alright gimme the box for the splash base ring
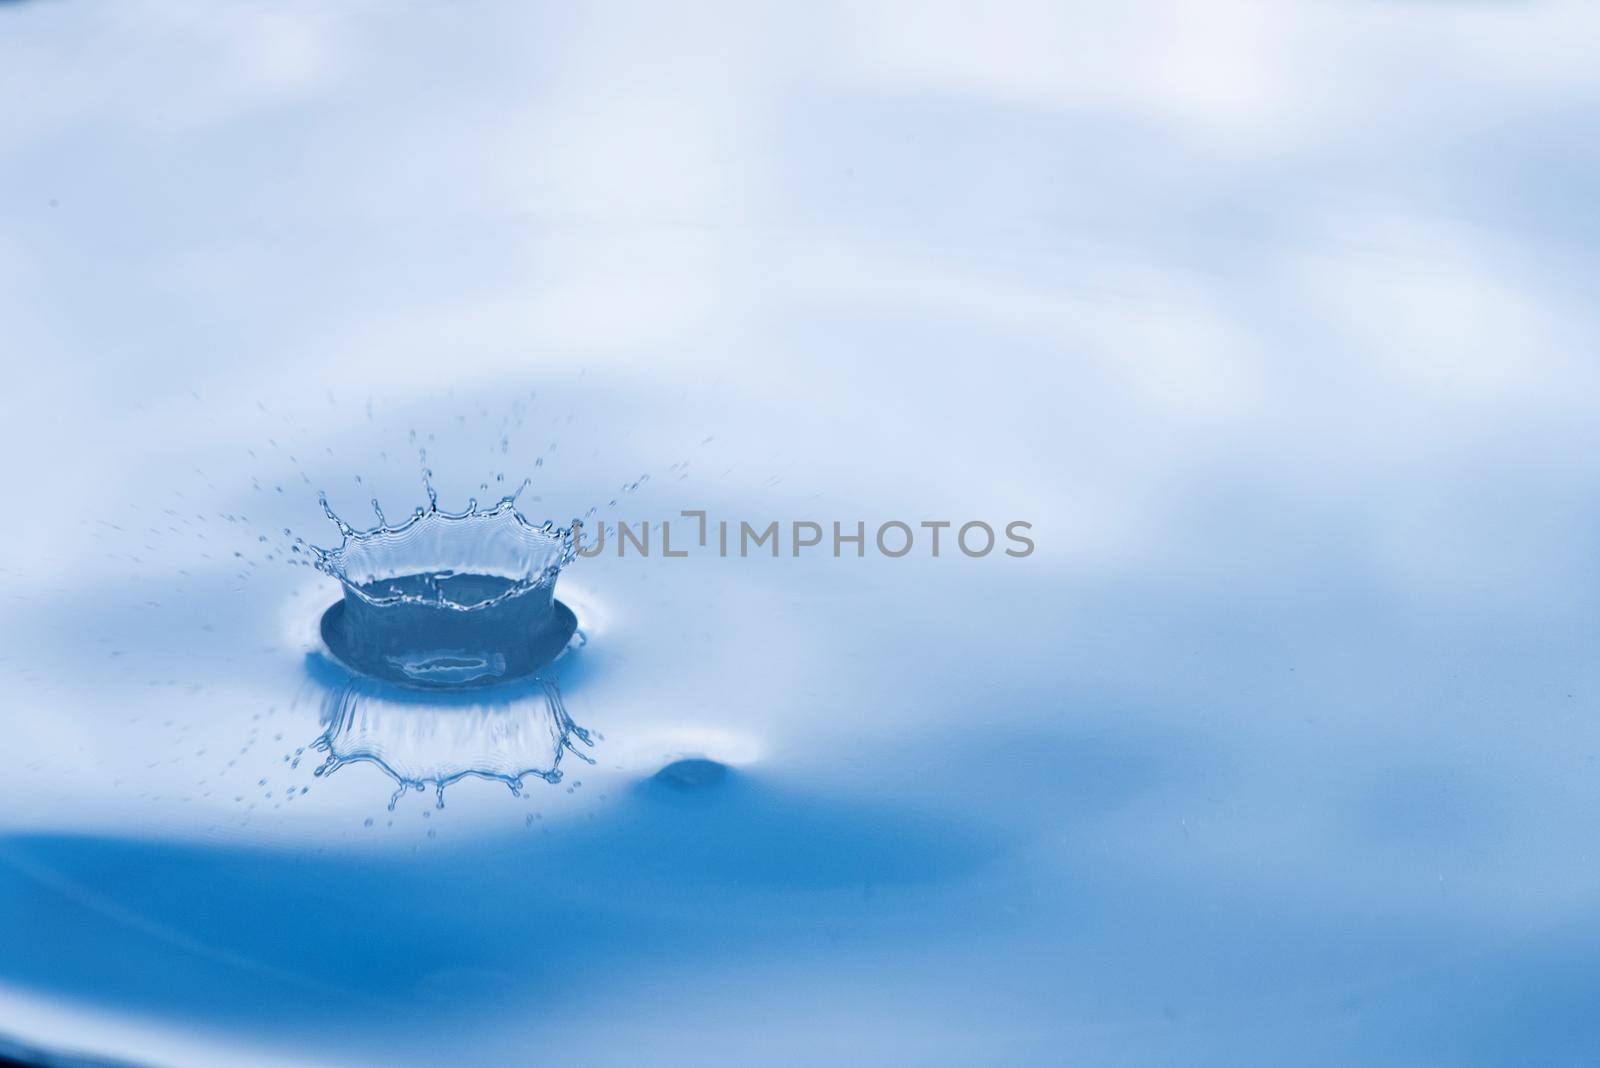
[319,596,578,689]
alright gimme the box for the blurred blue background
[2,2,1600,1064]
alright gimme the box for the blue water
[5,3,1600,1065]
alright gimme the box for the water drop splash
[310,488,580,687]
[291,466,600,805]
[299,478,594,807]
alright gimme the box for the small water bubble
[653,759,729,790]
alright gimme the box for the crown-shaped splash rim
[312,488,579,612]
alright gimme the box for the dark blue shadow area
[5,709,1597,1065]
[0,770,1003,1033]
[0,1033,140,1068]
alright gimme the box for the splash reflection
[300,648,593,809]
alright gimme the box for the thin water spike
[317,491,354,537]
[387,784,406,811]
[434,783,446,809]
[422,468,438,511]
[371,498,387,526]
[414,445,440,511]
